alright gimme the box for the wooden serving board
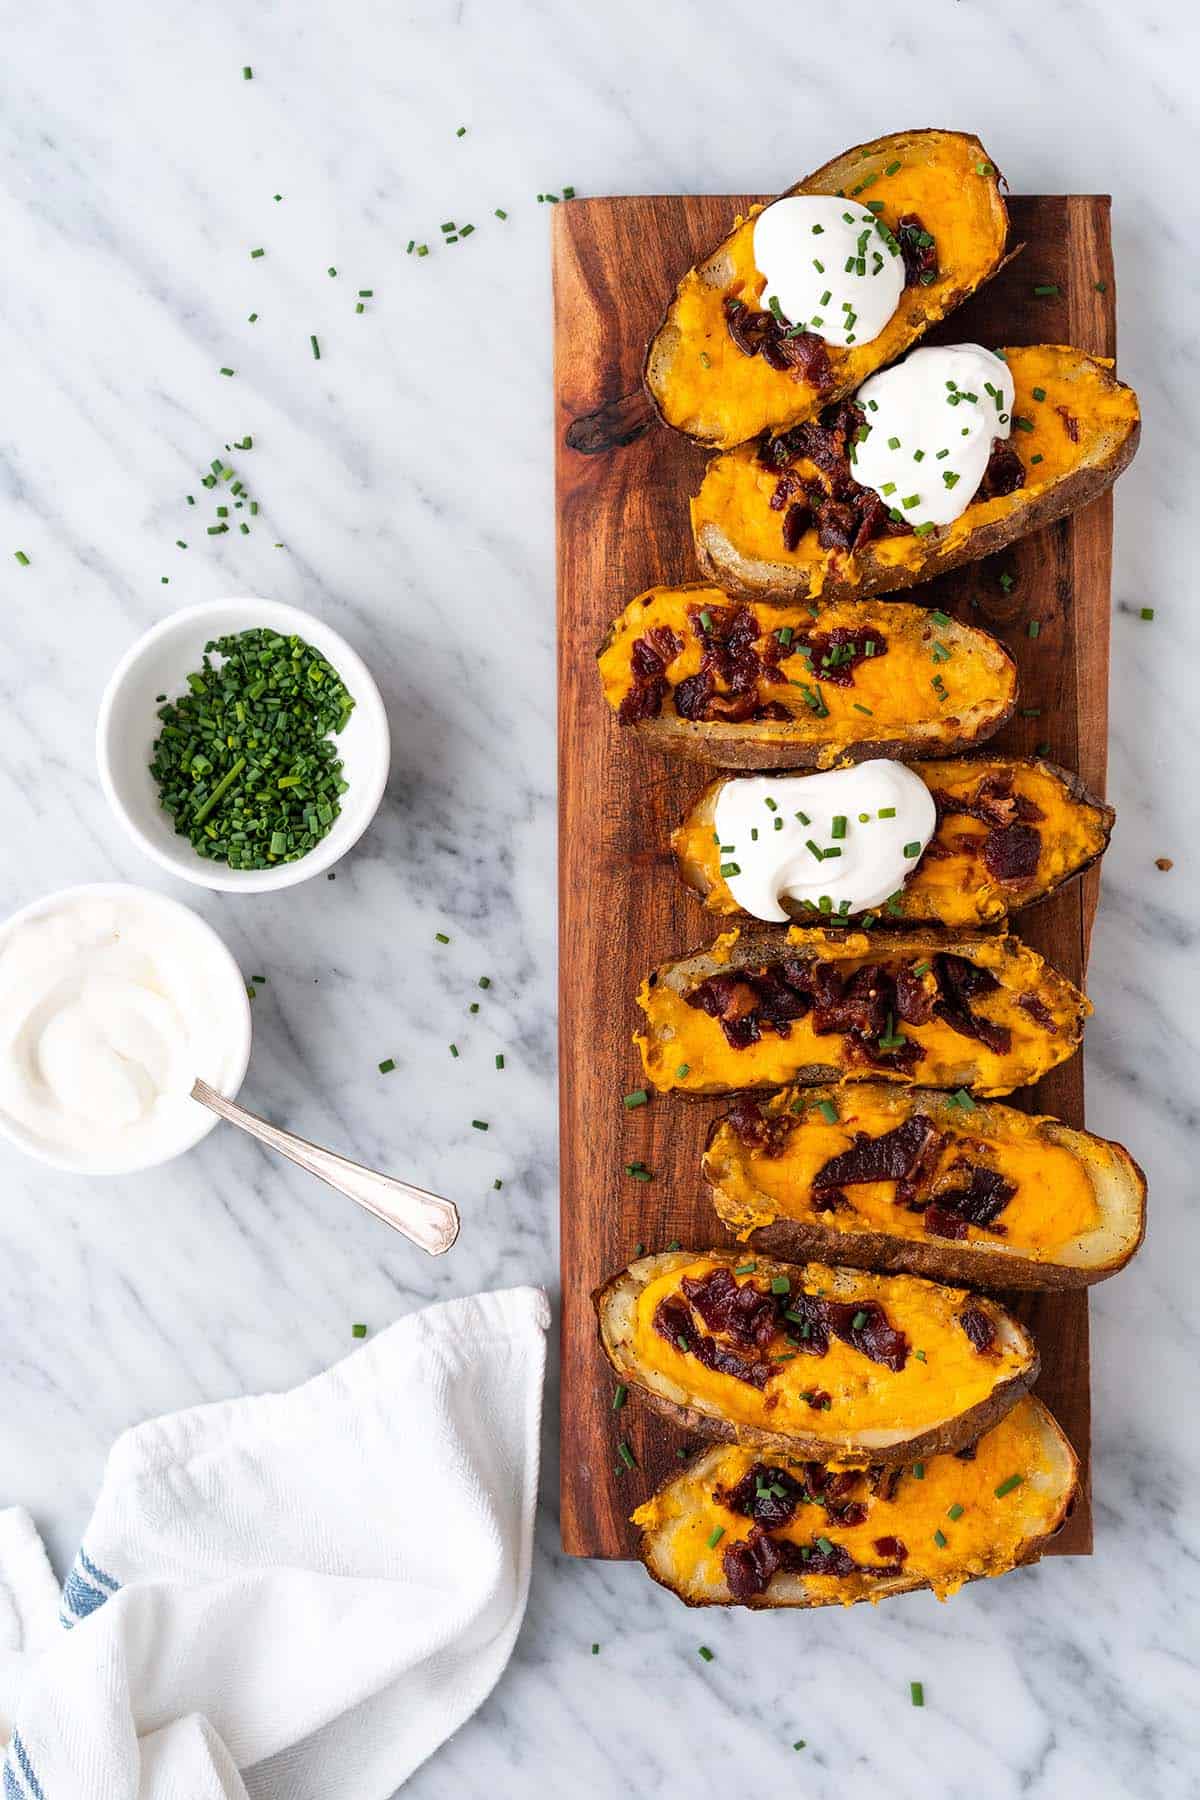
[556,193,1116,1561]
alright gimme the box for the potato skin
[702,1086,1146,1290]
[674,758,1115,920]
[644,128,1009,449]
[638,924,1088,1099]
[695,423,1141,600]
[635,1410,1078,1609]
[596,589,1018,771]
[594,1249,1039,1465]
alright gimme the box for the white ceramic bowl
[97,597,390,893]
[0,883,252,1176]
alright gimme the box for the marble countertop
[2,1,1196,1794]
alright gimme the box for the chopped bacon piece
[873,1535,908,1563]
[756,401,914,555]
[983,823,1042,884]
[718,1464,808,1529]
[978,437,1026,499]
[1018,992,1057,1032]
[785,1289,909,1372]
[794,626,889,688]
[680,1267,781,1351]
[959,1306,998,1353]
[813,1115,943,1193]
[723,298,834,394]
[932,1164,1017,1229]
[923,1205,970,1240]
[725,1097,796,1155]
[931,953,1011,1056]
[1056,405,1080,443]
[723,1525,786,1602]
[722,1523,903,1602]
[652,1294,775,1390]
[896,213,939,287]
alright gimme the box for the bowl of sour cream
[0,884,252,1175]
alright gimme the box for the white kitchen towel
[0,1285,550,1800]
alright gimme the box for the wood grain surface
[556,193,1116,1561]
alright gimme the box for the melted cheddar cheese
[632,1395,1073,1603]
[598,590,1014,761]
[653,131,1007,447]
[631,1254,1026,1442]
[636,928,1088,1098]
[690,345,1140,593]
[706,1086,1100,1257]
[674,758,1111,927]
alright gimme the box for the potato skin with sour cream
[645,128,1009,449]
[703,1084,1147,1290]
[674,757,1114,927]
[693,345,1140,601]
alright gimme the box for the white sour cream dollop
[712,762,937,924]
[752,195,906,350]
[852,344,1015,529]
[0,892,246,1173]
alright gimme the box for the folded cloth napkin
[0,1285,550,1800]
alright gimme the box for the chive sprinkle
[947,1503,964,1520]
[910,1682,925,1708]
[698,1645,715,1663]
[435,932,450,943]
[706,1527,725,1549]
[13,551,30,566]
[815,1099,839,1124]
[378,1058,395,1074]
[351,1323,368,1339]
[310,335,321,360]
[623,1089,649,1109]
[617,1442,636,1471]
[1033,283,1059,296]
[913,1462,925,1479]
[242,65,253,79]
[994,1473,1025,1497]
[471,1119,488,1132]
[612,1384,627,1411]
[933,1529,948,1547]
[851,1310,868,1330]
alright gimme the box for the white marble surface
[1,0,1197,1794]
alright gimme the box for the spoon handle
[191,1079,460,1255]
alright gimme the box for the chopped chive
[816,1535,835,1555]
[435,931,450,943]
[852,703,873,715]
[471,1119,489,1132]
[706,1527,725,1549]
[903,840,921,858]
[1033,283,1059,296]
[250,247,265,259]
[623,1089,648,1109]
[310,335,321,359]
[770,1276,791,1295]
[494,208,508,220]
[933,1529,948,1548]
[994,1473,1025,1498]
[831,815,847,840]
[1140,606,1155,621]
[719,862,741,878]
[878,806,896,819]
[698,1645,715,1663]
[13,550,30,566]
[378,1058,395,1074]
[912,1462,925,1479]
[612,1384,627,1411]
[242,65,252,79]
[478,975,491,989]
[947,1503,964,1520]
[456,125,467,137]
[449,1043,459,1058]
[495,1053,505,1070]
[617,1442,636,1471]
[734,1262,757,1275]
[1027,620,1041,639]
[675,1063,690,1078]
[851,1310,868,1331]
[219,367,235,377]
[910,1682,925,1708]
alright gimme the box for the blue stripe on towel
[58,1544,122,1629]
[8,1732,46,1800]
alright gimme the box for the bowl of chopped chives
[97,598,390,893]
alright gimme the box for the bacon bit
[983,822,1041,884]
[1018,992,1057,1033]
[813,1116,942,1194]
[1056,404,1081,443]
[1155,857,1173,872]
[758,402,913,556]
[958,1306,997,1354]
[652,1294,775,1389]
[725,1097,796,1156]
[895,213,939,287]
[617,626,682,724]
[930,953,1011,1056]
[923,1205,970,1240]
[978,437,1026,499]
[723,297,834,391]
[717,1463,808,1528]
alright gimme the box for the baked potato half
[635,925,1088,1098]
[645,129,1009,449]
[596,1249,1037,1464]
[704,1084,1146,1290]
[599,585,1017,770]
[674,757,1113,927]
[631,1394,1077,1608]
[692,345,1140,601]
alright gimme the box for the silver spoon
[191,1078,460,1255]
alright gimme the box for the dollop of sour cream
[852,344,1015,529]
[0,893,245,1173]
[712,762,937,924]
[752,195,905,350]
